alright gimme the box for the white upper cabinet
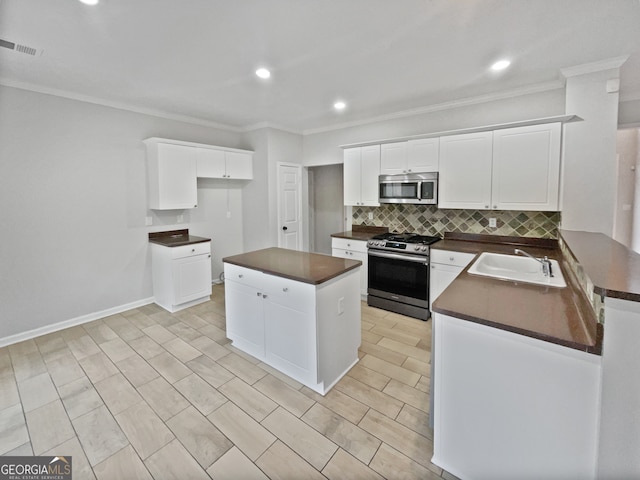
[145,137,253,210]
[380,138,439,175]
[491,123,561,211]
[438,123,562,211]
[380,142,407,175]
[438,131,493,209]
[146,141,198,210]
[343,145,380,206]
[407,138,439,172]
[197,149,253,180]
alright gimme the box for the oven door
[368,250,429,308]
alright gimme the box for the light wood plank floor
[0,284,458,480]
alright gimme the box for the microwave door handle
[417,181,422,201]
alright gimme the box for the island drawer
[224,263,262,288]
[431,249,476,267]
[171,242,211,259]
[331,237,367,253]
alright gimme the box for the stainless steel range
[367,232,441,320]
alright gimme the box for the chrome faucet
[514,248,554,277]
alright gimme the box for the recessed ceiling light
[491,59,511,71]
[334,101,346,110]
[78,0,99,5]
[255,68,271,79]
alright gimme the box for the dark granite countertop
[432,233,601,355]
[223,247,362,285]
[331,225,388,241]
[148,229,211,247]
[560,229,640,302]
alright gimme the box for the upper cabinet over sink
[145,137,253,210]
[438,122,562,211]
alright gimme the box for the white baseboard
[0,296,155,348]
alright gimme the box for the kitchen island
[223,247,362,395]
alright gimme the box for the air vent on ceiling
[0,38,40,56]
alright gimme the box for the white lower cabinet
[429,249,476,310]
[151,242,212,312]
[433,313,601,480]
[224,263,361,394]
[331,237,368,296]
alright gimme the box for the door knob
[282,226,288,231]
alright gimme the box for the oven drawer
[431,249,476,268]
[331,237,367,253]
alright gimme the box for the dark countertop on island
[148,229,211,247]
[431,233,601,354]
[559,229,640,302]
[223,247,362,285]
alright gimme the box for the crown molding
[301,80,565,136]
[0,78,243,133]
[560,56,630,79]
[241,121,302,135]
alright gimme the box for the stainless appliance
[378,172,438,205]
[367,232,441,320]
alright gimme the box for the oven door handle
[368,250,428,264]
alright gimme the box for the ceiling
[1,0,640,133]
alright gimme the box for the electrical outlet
[145,216,153,226]
[368,212,373,220]
[338,297,345,315]
[177,214,184,223]
[226,211,231,218]
[489,218,497,228]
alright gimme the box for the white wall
[619,98,640,127]
[562,68,621,235]
[0,85,245,342]
[302,89,566,167]
[242,127,304,251]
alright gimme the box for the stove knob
[414,245,420,251]
[422,246,428,251]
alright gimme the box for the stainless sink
[467,252,567,288]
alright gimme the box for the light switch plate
[145,216,153,226]
[177,214,183,223]
[489,218,497,228]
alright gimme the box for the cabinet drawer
[431,249,476,268]
[331,237,367,253]
[264,274,316,314]
[224,263,263,289]
[171,242,211,259]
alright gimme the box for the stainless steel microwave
[379,172,438,204]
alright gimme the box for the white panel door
[380,142,407,175]
[172,254,212,305]
[224,279,265,359]
[278,163,302,250]
[225,151,253,179]
[156,143,198,209]
[360,145,381,206]
[438,131,493,209]
[492,123,561,211]
[343,148,362,206]
[196,148,226,178]
[408,138,440,172]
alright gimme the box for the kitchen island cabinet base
[224,264,361,395]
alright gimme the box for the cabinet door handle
[257,292,262,297]
[450,257,454,261]
[238,274,243,278]
[485,205,489,208]
[283,287,288,292]
[493,205,497,209]
[208,254,211,258]
[192,248,195,252]
[263,294,268,299]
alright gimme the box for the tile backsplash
[352,205,560,239]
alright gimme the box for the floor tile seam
[359,354,421,388]
[24,399,81,457]
[259,405,340,468]
[113,407,176,463]
[332,381,405,421]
